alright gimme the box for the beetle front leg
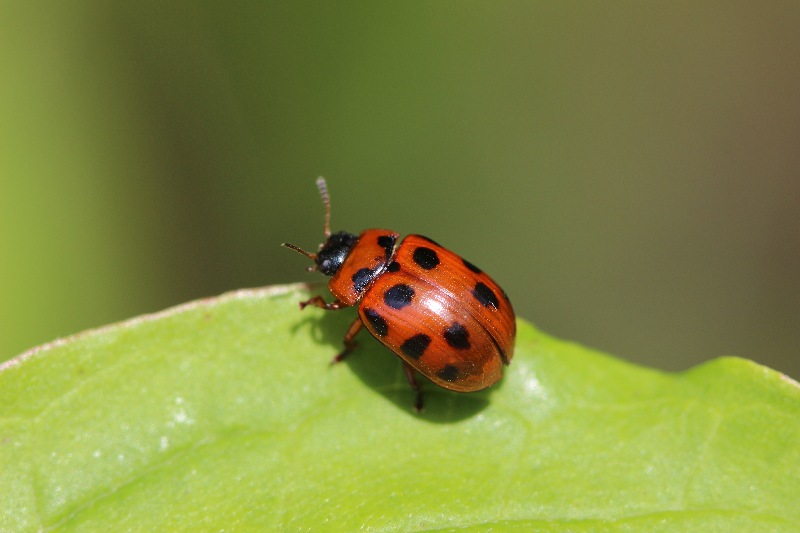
[328,317,364,364]
[299,296,347,311]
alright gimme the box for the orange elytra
[283,178,515,411]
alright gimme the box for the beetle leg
[331,316,363,364]
[299,296,347,311]
[403,363,424,413]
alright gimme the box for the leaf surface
[1,284,798,531]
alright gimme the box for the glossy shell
[328,229,399,306]
[332,233,515,392]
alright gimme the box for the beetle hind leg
[403,363,424,413]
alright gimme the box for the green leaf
[1,284,798,531]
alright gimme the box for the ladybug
[283,178,515,411]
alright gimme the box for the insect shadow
[295,303,500,423]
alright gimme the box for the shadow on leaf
[290,290,502,422]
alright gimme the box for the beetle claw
[413,392,424,413]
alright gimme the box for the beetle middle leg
[331,316,363,364]
[299,297,362,362]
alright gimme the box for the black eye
[315,231,358,276]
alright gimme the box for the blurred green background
[2,2,798,377]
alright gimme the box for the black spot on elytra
[400,334,431,360]
[462,258,482,274]
[363,308,388,337]
[412,247,440,270]
[473,282,499,309]
[351,267,373,293]
[444,322,470,350]
[377,235,396,260]
[437,365,459,382]
[387,261,401,272]
[384,283,414,309]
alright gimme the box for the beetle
[283,178,515,411]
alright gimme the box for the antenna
[281,242,315,259]
[280,242,318,272]
[316,176,331,238]
[281,177,332,272]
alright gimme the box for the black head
[282,178,357,277]
[315,231,358,276]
